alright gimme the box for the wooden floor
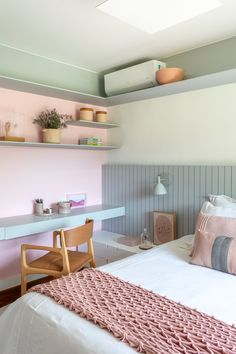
[0,276,52,308]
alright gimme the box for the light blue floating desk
[0,204,125,240]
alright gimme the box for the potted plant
[33,108,72,143]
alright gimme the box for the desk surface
[0,204,125,240]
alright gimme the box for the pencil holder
[35,202,44,215]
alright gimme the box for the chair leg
[89,258,96,268]
[21,271,27,296]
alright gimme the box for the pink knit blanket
[30,269,236,354]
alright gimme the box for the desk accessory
[35,208,56,217]
[139,228,153,250]
[58,201,71,214]
[42,209,56,216]
[34,198,44,215]
[66,193,86,208]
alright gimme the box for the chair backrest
[63,219,94,248]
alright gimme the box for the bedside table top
[93,231,156,254]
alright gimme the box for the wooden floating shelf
[0,141,119,150]
[66,119,120,129]
[0,69,236,107]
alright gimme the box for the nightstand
[93,230,155,266]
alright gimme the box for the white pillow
[208,194,236,208]
[201,201,236,217]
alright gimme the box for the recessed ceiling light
[97,0,222,34]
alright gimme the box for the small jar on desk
[58,201,71,214]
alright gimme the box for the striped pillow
[190,211,236,256]
[190,230,236,275]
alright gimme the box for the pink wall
[0,88,107,288]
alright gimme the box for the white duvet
[1,235,236,354]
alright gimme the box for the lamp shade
[154,176,167,195]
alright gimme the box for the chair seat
[29,250,92,273]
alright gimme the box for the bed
[1,233,236,354]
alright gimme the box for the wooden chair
[21,219,96,295]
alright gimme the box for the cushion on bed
[201,201,236,217]
[209,194,236,208]
[190,230,236,275]
[191,210,236,256]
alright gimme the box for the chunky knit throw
[30,269,236,354]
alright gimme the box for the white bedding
[1,234,236,354]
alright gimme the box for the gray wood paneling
[102,165,236,239]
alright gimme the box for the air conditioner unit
[104,60,166,96]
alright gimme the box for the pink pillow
[190,230,236,275]
[191,212,236,256]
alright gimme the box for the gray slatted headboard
[102,165,236,239]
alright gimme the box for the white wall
[107,83,236,165]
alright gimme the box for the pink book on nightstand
[117,236,140,247]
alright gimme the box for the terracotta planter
[42,129,61,143]
[156,68,184,85]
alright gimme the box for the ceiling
[0,0,235,73]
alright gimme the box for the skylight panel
[97,0,222,34]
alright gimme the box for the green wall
[0,37,235,97]
[0,44,105,96]
[163,36,236,78]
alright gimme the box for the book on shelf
[79,137,102,146]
